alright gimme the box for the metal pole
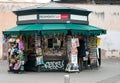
[64,75,70,83]
[92,0,95,4]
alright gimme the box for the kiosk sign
[61,14,69,20]
[39,14,68,20]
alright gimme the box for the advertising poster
[71,54,77,64]
[71,38,79,64]
[71,38,79,53]
[97,38,101,46]
[66,38,79,72]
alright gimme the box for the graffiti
[40,60,64,70]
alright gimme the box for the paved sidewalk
[0,59,120,83]
[97,74,120,83]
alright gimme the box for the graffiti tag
[41,60,64,70]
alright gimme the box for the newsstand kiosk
[3,2,106,72]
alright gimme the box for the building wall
[0,2,120,59]
[0,10,16,59]
[0,2,37,59]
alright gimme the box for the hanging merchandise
[71,38,79,70]
[16,38,20,43]
[66,38,79,72]
[7,35,26,73]
[57,38,61,48]
[38,35,41,47]
[71,38,79,55]
[35,34,41,47]
[97,37,101,46]
[88,36,98,67]
[88,36,97,48]
[13,60,21,70]
[36,56,44,66]
[19,40,24,50]
[67,36,72,53]
[8,38,16,43]
[36,48,42,55]
[35,34,38,48]
[17,50,24,71]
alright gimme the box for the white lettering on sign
[39,14,68,20]
[39,14,61,20]
[71,14,87,21]
[18,14,37,21]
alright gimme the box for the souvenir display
[6,33,100,73]
[88,36,98,66]
[6,35,25,73]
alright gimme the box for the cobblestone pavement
[0,59,120,83]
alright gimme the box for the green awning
[41,24,67,35]
[3,24,106,35]
[3,24,43,35]
[68,24,106,35]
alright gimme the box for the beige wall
[0,2,120,59]
[69,4,120,31]
[0,2,37,59]
[0,10,16,59]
